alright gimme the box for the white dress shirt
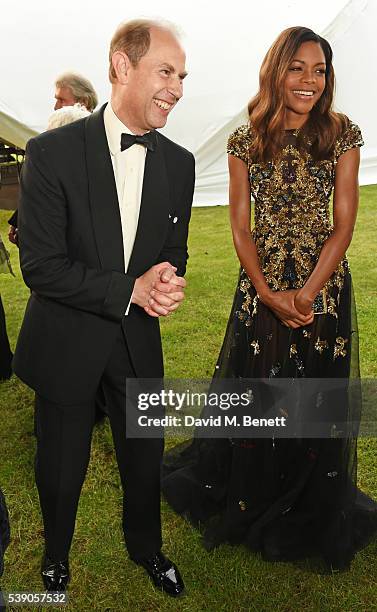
[104,102,147,271]
[104,102,147,314]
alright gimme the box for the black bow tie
[120,131,157,152]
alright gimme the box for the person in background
[0,233,13,380]
[0,486,10,607]
[0,241,12,608]
[46,103,91,129]
[8,72,98,245]
[54,72,98,112]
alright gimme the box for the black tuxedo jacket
[14,104,195,404]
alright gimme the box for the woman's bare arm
[295,147,360,314]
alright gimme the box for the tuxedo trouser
[34,327,164,561]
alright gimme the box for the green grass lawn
[0,186,376,612]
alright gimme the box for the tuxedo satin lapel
[128,133,170,276]
[85,104,125,272]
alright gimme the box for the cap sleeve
[335,119,364,161]
[227,124,251,164]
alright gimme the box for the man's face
[54,85,77,110]
[120,27,187,133]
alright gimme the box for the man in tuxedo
[14,19,194,597]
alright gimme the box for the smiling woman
[284,42,326,112]
[247,27,347,163]
[163,25,377,572]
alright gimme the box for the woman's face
[284,41,327,122]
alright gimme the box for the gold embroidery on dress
[252,295,258,316]
[303,329,311,339]
[334,336,348,359]
[250,340,260,355]
[289,344,298,358]
[315,338,329,354]
[227,124,361,297]
[326,295,338,318]
[240,277,252,314]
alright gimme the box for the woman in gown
[162,26,377,571]
[0,232,13,381]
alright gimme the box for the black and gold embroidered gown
[162,120,377,570]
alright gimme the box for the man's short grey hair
[47,104,91,130]
[55,72,98,112]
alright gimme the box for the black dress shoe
[132,551,184,597]
[41,554,70,591]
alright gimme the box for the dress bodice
[227,121,363,292]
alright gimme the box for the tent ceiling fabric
[0,112,36,150]
[1,0,375,204]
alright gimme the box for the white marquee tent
[1,0,376,205]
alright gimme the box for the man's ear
[111,51,132,84]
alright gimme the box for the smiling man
[14,19,194,597]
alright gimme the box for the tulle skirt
[163,268,377,571]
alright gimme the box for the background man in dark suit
[14,19,194,597]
